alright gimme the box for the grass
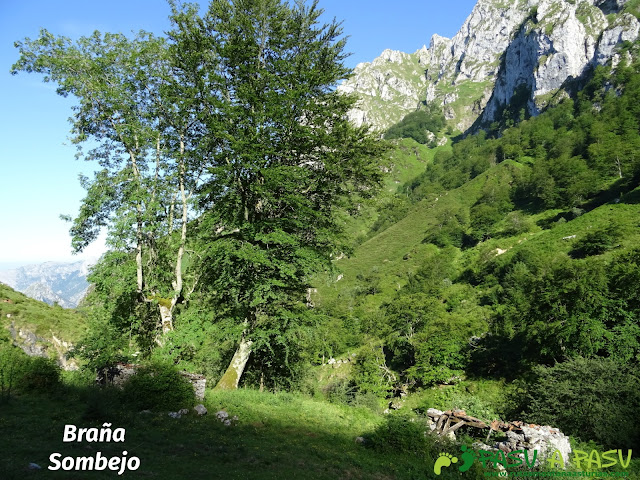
[315,160,519,313]
[0,283,87,344]
[0,380,463,480]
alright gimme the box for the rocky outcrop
[7,321,78,370]
[480,1,640,124]
[338,49,427,131]
[341,0,640,132]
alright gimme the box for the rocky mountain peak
[340,0,640,132]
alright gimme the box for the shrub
[18,356,61,392]
[570,222,622,258]
[0,345,23,402]
[368,413,429,455]
[121,362,195,411]
[352,344,393,398]
[512,357,640,450]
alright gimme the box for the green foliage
[385,108,446,144]
[570,221,623,257]
[0,345,22,402]
[188,0,388,386]
[17,356,61,393]
[121,361,195,411]
[367,413,429,455]
[419,382,503,421]
[513,357,640,449]
[351,343,393,398]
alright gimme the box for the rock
[28,463,41,470]
[178,408,189,416]
[355,436,366,444]
[179,372,206,400]
[194,404,208,416]
[168,412,181,419]
[140,409,152,414]
[216,410,229,420]
[339,0,640,132]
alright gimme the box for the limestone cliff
[339,0,640,132]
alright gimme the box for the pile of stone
[427,409,571,466]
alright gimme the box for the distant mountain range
[0,259,94,308]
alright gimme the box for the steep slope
[0,282,86,368]
[340,0,640,132]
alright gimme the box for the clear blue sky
[0,0,477,269]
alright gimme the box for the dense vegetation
[312,54,640,453]
[4,0,640,477]
[384,107,446,145]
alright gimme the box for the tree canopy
[12,0,386,386]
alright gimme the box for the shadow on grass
[0,381,482,480]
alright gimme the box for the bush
[512,357,640,450]
[352,344,393,398]
[0,345,23,402]
[368,413,430,455]
[121,362,195,411]
[18,356,61,392]
[570,222,622,258]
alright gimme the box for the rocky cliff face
[340,0,640,132]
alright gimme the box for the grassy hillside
[0,283,87,344]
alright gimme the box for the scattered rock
[168,412,182,419]
[178,408,189,416]
[216,410,229,420]
[194,404,207,416]
[214,410,238,426]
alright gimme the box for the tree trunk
[159,303,174,333]
[215,337,253,390]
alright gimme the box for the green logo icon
[434,445,476,475]
[433,452,457,475]
[459,445,476,472]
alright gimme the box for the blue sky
[0,0,477,269]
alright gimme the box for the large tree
[12,0,386,381]
[11,18,212,344]
[189,0,387,388]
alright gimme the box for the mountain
[339,0,640,132]
[0,259,94,308]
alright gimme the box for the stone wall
[96,363,206,400]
